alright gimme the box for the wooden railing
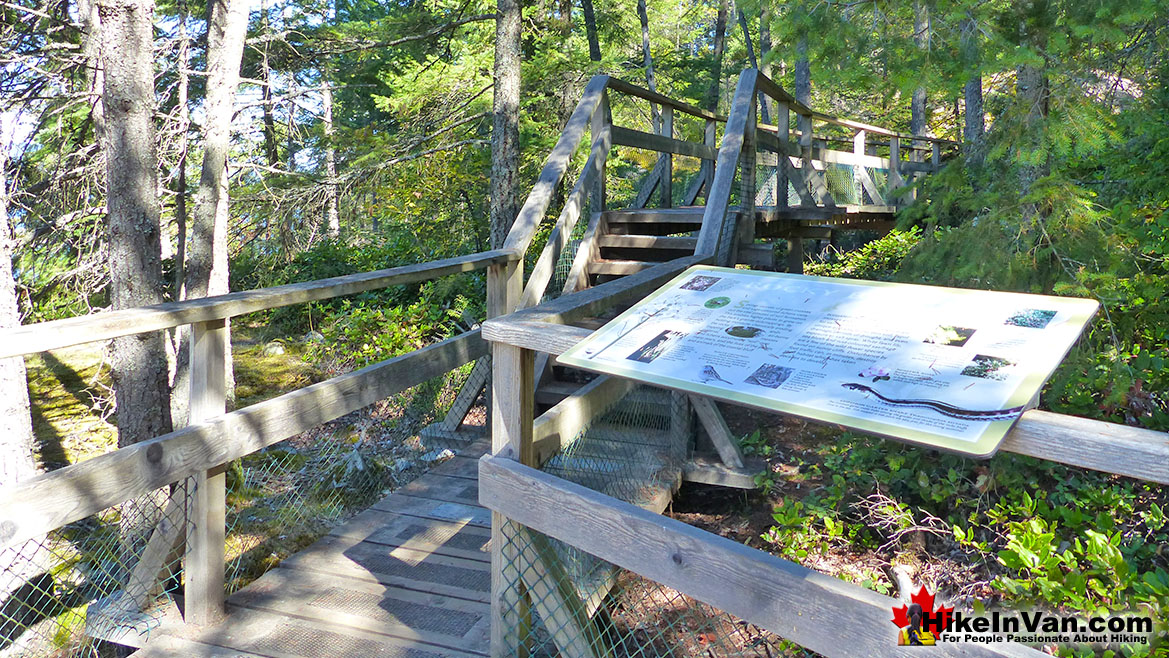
[0,250,513,626]
[0,69,970,652]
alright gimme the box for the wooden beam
[690,395,745,468]
[532,375,638,467]
[0,330,487,552]
[610,126,717,161]
[591,91,610,214]
[1001,410,1169,484]
[439,354,492,432]
[479,456,1047,658]
[503,75,610,255]
[483,322,593,357]
[695,69,758,258]
[519,127,610,309]
[606,77,726,122]
[0,250,513,360]
[660,107,673,208]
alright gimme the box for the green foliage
[805,227,924,280]
[761,431,1169,622]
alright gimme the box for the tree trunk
[490,0,521,249]
[795,37,810,104]
[581,0,600,61]
[705,0,728,112]
[80,0,106,142]
[97,0,174,447]
[910,0,930,138]
[261,5,280,168]
[322,69,341,237]
[173,0,190,301]
[0,130,38,485]
[961,13,983,159]
[636,0,659,132]
[176,0,248,425]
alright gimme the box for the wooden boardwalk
[135,443,493,658]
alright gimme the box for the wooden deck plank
[328,508,492,563]
[278,537,491,603]
[229,567,490,654]
[397,474,484,507]
[428,455,481,480]
[372,494,492,528]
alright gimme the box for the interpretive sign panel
[558,265,1098,457]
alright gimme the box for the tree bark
[97,0,174,446]
[490,0,521,249]
[322,69,341,237]
[961,13,983,159]
[176,0,248,425]
[705,0,728,112]
[581,0,600,61]
[173,0,190,300]
[261,5,280,168]
[636,0,659,132]
[794,37,810,104]
[910,0,930,138]
[0,129,38,486]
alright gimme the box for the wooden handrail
[0,249,514,359]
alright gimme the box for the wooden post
[889,136,903,205]
[776,101,789,210]
[488,253,531,658]
[798,111,815,207]
[591,91,610,214]
[727,96,756,267]
[853,130,866,205]
[660,107,673,208]
[185,319,227,626]
[932,142,940,170]
[703,117,717,200]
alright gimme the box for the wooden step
[587,259,655,276]
[597,234,698,250]
[535,380,587,406]
[601,207,706,224]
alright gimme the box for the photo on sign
[744,364,794,389]
[960,354,1015,381]
[704,296,731,309]
[1005,308,1057,329]
[924,325,976,347]
[627,330,685,363]
[680,275,721,291]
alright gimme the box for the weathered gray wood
[0,250,512,359]
[631,158,663,209]
[479,456,1047,658]
[602,207,705,224]
[186,319,227,625]
[490,340,534,657]
[498,255,707,326]
[1001,410,1169,483]
[561,211,606,296]
[0,330,487,551]
[590,91,610,215]
[690,395,744,468]
[682,455,766,489]
[775,101,790,210]
[781,157,817,207]
[889,135,904,196]
[587,259,654,276]
[532,375,637,467]
[519,125,610,309]
[597,234,697,250]
[610,126,718,161]
[606,76,725,121]
[786,235,804,274]
[660,107,673,208]
[441,355,492,432]
[502,75,610,254]
[483,322,592,357]
[727,94,757,267]
[695,69,758,258]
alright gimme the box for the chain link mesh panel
[0,484,189,657]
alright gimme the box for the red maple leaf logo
[891,586,955,634]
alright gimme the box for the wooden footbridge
[0,69,1165,658]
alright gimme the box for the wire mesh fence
[0,483,189,657]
